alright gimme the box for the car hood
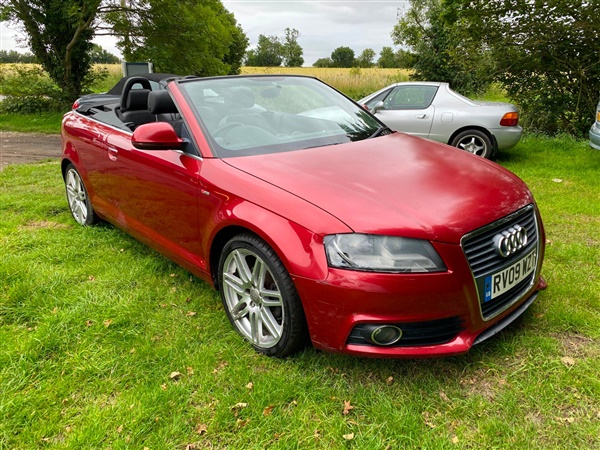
[223,133,533,243]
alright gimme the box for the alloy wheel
[221,247,285,349]
[65,168,90,225]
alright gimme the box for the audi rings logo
[493,225,528,258]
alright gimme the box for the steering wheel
[212,121,244,139]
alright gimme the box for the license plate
[484,250,537,302]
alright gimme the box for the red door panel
[101,131,205,270]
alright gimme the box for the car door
[372,85,437,138]
[63,114,115,208]
[99,127,206,270]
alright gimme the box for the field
[1,64,599,448]
[1,131,600,448]
[1,64,410,101]
[242,66,411,100]
[96,65,412,99]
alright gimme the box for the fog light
[369,325,403,346]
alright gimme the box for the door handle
[108,147,118,161]
[416,114,429,119]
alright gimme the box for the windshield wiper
[368,126,391,139]
[302,142,345,150]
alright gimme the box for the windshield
[178,76,382,157]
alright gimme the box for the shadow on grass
[285,304,541,384]
[494,148,529,166]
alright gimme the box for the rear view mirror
[132,122,184,150]
[370,101,385,114]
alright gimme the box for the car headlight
[324,234,446,273]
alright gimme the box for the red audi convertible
[61,74,546,358]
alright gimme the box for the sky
[0,1,408,66]
[221,0,407,65]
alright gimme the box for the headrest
[125,89,151,111]
[224,87,255,109]
[148,90,178,114]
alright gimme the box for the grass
[1,135,599,449]
[0,64,122,134]
[0,112,65,134]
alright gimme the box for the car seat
[120,89,156,129]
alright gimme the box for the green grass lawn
[0,112,65,134]
[1,135,599,449]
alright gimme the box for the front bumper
[293,207,546,358]
[293,246,546,358]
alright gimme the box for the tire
[218,233,308,357]
[64,164,97,226]
[450,129,494,159]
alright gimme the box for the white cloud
[2,1,407,65]
[1,20,122,58]
[223,0,405,64]
[1,21,27,53]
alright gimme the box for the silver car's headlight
[324,234,446,273]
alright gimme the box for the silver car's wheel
[451,130,494,159]
[219,233,308,357]
[65,164,96,226]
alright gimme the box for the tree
[376,47,415,69]
[246,28,304,67]
[377,47,397,68]
[222,22,247,74]
[392,0,493,95]
[0,50,37,63]
[461,0,600,136]
[356,48,376,68]
[247,34,283,67]
[245,50,257,66]
[392,0,600,136]
[330,46,355,68]
[108,0,248,76]
[89,44,120,64]
[282,28,304,67]
[0,0,248,102]
[395,49,415,69]
[1,0,101,104]
[313,57,332,68]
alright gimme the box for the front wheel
[450,129,494,159]
[218,233,308,357]
[64,164,97,226]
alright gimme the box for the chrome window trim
[72,110,134,136]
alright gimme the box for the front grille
[347,316,464,347]
[461,205,539,320]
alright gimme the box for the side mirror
[370,101,385,114]
[132,122,184,150]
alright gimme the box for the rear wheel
[218,233,308,357]
[451,129,494,159]
[65,164,96,226]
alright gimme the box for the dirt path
[0,132,62,170]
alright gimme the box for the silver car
[589,101,600,150]
[359,82,523,159]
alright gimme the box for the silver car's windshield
[178,76,382,157]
